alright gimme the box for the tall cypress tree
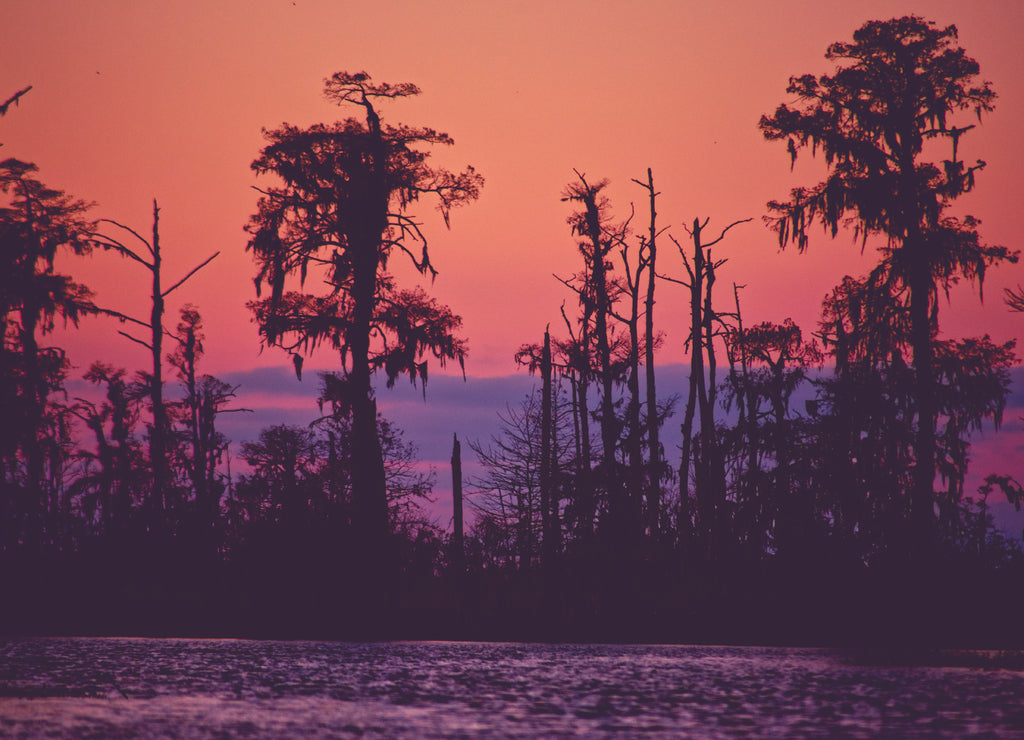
[760,16,1017,552]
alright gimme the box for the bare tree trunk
[540,329,557,567]
[619,252,644,546]
[674,216,748,560]
[179,319,207,523]
[148,201,169,523]
[640,168,662,540]
[576,366,594,542]
[625,304,643,542]
[92,202,218,531]
[349,247,389,556]
[732,285,763,557]
[700,246,721,559]
[679,221,704,551]
[574,308,595,544]
[580,194,620,545]
[451,433,464,575]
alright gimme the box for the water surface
[1,638,1022,738]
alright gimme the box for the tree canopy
[245,71,482,599]
[760,16,1018,550]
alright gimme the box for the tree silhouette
[610,223,647,550]
[760,16,1017,552]
[721,285,764,558]
[1,158,95,547]
[1006,285,1024,313]
[555,306,597,543]
[89,203,219,525]
[167,306,242,547]
[539,329,557,568]
[663,216,748,560]
[729,318,822,557]
[0,87,31,119]
[468,386,575,571]
[238,424,321,528]
[71,363,142,534]
[632,168,669,540]
[232,411,434,557]
[560,172,631,548]
[516,319,601,545]
[246,71,481,596]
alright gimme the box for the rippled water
[1,639,1023,738]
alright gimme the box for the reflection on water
[1,639,1022,738]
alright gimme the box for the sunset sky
[4,1,1023,526]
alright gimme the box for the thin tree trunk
[679,220,705,550]
[540,329,556,567]
[732,285,763,556]
[641,168,661,540]
[701,248,722,558]
[148,201,171,523]
[583,197,620,545]
[576,367,594,542]
[451,433,464,575]
[575,304,595,544]
[625,272,643,544]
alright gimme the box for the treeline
[0,83,452,636]
[461,17,1024,644]
[2,17,1024,644]
[471,165,1022,571]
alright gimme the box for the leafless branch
[656,271,689,287]
[0,86,32,116]
[118,330,152,351]
[96,218,155,259]
[162,251,220,297]
[1006,284,1024,313]
[89,233,152,268]
[702,218,753,249]
[96,307,150,329]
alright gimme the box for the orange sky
[3,0,1022,382]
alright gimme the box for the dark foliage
[3,42,1023,644]
[245,72,481,606]
[760,15,1018,552]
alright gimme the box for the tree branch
[89,233,153,269]
[702,218,753,248]
[162,251,220,297]
[0,86,32,116]
[118,330,152,351]
[95,307,150,329]
[96,218,155,259]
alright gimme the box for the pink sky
[4,0,1021,381]
[4,2,1024,528]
